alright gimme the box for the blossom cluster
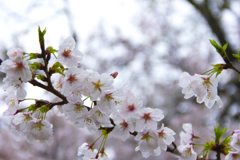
[54,37,176,158]
[177,123,197,160]
[179,72,222,109]
[1,29,237,160]
[0,36,175,159]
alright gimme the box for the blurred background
[0,0,239,159]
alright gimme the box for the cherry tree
[0,26,240,160]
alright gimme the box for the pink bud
[110,72,118,79]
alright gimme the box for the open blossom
[86,71,114,101]
[111,113,134,141]
[61,68,86,95]
[3,93,19,116]
[135,129,161,158]
[98,88,124,115]
[180,123,194,145]
[3,77,27,100]
[7,47,24,62]
[62,100,88,122]
[135,108,164,131]
[0,59,32,82]
[78,143,98,159]
[156,123,176,151]
[177,143,197,160]
[135,145,161,159]
[12,112,34,135]
[179,72,222,109]
[57,37,83,67]
[53,74,65,92]
[118,88,143,118]
[75,105,112,133]
[26,119,54,144]
[177,123,197,160]
[78,144,110,160]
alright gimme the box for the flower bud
[110,72,118,79]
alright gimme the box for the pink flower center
[158,130,166,139]
[105,93,114,101]
[120,120,128,129]
[74,104,84,113]
[92,80,103,92]
[141,132,151,141]
[16,62,24,71]
[67,74,77,84]
[62,50,71,58]
[142,113,151,122]
[127,104,135,111]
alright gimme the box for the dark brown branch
[29,79,68,106]
[187,0,235,61]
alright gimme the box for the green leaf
[223,43,228,51]
[50,62,66,76]
[46,46,57,58]
[232,51,240,62]
[46,46,56,53]
[239,74,240,82]
[36,74,47,81]
[201,140,215,158]
[38,26,47,47]
[29,62,43,71]
[209,39,222,51]
[38,26,47,37]
[221,136,232,155]
[232,54,239,59]
[209,39,227,59]
[25,53,41,61]
[214,124,227,145]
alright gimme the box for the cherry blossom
[26,119,54,144]
[135,129,160,158]
[98,88,124,115]
[156,123,176,151]
[135,108,164,131]
[86,71,114,101]
[57,37,83,67]
[111,113,134,141]
[0,59,32,83]
[53,74,65,92]
[180,123,194,145]
[62,100,88,122]
[3,93,19,116]
[135,145,161,158]
[179,72,222,108]
[118,88,143,118]
[6,47,24,62]
[2,77,27,100]
[177,143,197,160]
[61,68,86,96]
[75,106,112,133]
[12,112,34,135]
[177,123,197,160]
[78,143,98,159]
